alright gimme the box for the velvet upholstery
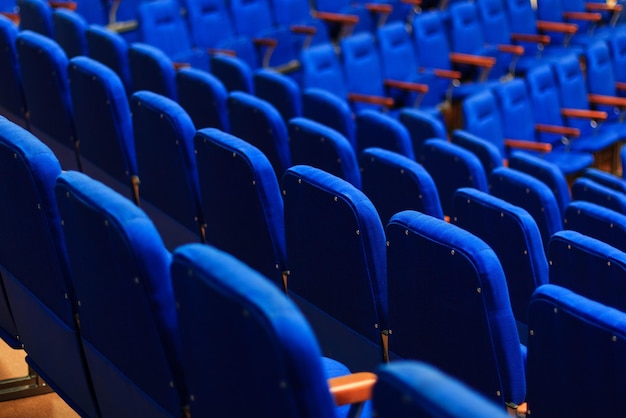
[563,200,626,253]
[176,67,230,132]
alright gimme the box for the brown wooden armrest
[537,20,578,34]
[348,92,394,107]
[290,24,317,35]
[173,62,191,70]
[561,108,608,120]
[511,33,551,44]
[535,123,580,136]
[563,11,603,21]
[401,0,422,5]
[313,10,359,25]
[449,52,496,68]
[422,68,462,79]
[588,93,626,107]
[49,0,77,10]
[586,2,622,12]
[207,48,237,57]
[253,37,278,48]
[365,3,393,13]
[616,82,626,91]
[328,372,377,406]
[505,138,553,153]
[383,79,429,93]
[497,44,524,55]
[0,11,19,24]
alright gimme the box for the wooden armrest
[588,93,626,107]
[173,62,191,70]
[511,33,551,44]
[348,92,394,107]
[253,38,278,48]
[561,108,608,120]
[290,24,317,35]
[449,52,496,68]
[586,2,622,12]
[505,138,553,153]
[365,3,393,13]
[616,82,626,91]
[329,372,377,406]
[422,68,462,79]
[48,0,76,10]
[563,11,603,22]
[401,0,422,5]
[497,44,524,55]
[207,48,237,57]
[535,123,580,136]
[383,79,429,93]
[537,20,578,34]
[0,11,19,24]
[313,10,359,25]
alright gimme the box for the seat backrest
[450,129,503,175]
[128,42,178,100]
[376,21,419,86]
[490,167,562,251]
[572,177,626,215]
[194,128,287,288]
[527,284,626,417]
[462,90,507,157]
[130,90,204,237]
[386,210,525,406]
[583,168,626,194]
[586,40,621,118]
[288,117,361,188]
[18,0,53,37]
[254,69,302,123]
[451,187,549,325]
[340,32,386,103]
[55,170,185,417]
[475,0,511,46]
[551,52,596,132]
[421,138,489,216]
[535,0,570,43]
[171,243,339,418]
[508,152,571,216]
[184,0,235,49]
[563,200,626,253]
[398,108,447,161]
[373,361,510,418]
[411,11,452,72]
[448,2,487,55]
[210,54,255,93]
[138,0,193,58]
[300,43,348,100]
[68,56,138,198]
[229,0,273,38]
[608,31,626,87]
[360,147,444,224]
[356,110,414,160]
[228,91,291,179]
[525,64,568,146]
[548,230,626,312]
[86,25,132,93]
[282,165,387,347]
[52,8,88,58]
[176,67,229,132]
[493,78,538,143]
[302,88,355,146]
[0,15,27,120]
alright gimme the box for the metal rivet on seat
[356,229,360,235]
[298,178,302,184]
[612,336,617,342]
[554,307,558,313]
[134,277,139,284]
[476,287,481,294]
[405,229,409,235]
[451,249,455,256]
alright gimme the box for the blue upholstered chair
[288,117,361,189]
[450,129,504,176]
[583,168,626,194]
[254,69,302,123]
[572,176,626,214]
[55,170,187,418]
[527,284,626,417]
[86,25,133,93]
[585,40,626,124]
[228,91,291,180]
[398,108,447,162]
[128,42,178,100]
[283,165,388,359]
[386,210,525,409]
[356,110,415,160]
[372,361,509,418]
[302,87,356,148]
[360,147,444,224]
[130,91,205,239]
[451,187,549,329]
[18,0,53,37]
[194,128,287,291]
[171,243,376,417]
[548,230,626,313]
[53,8,88,58]
[68,56,139,204]
[563,200,626,253]
[0,15,27,125]
[175,67,229,132]
[0,118,99,416]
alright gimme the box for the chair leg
[0,363,54,402]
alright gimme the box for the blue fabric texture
[176,67,230,132]
[129,42,178,100]
[356,110,415,160]
[563,200,626,253]
[572,177,626,215]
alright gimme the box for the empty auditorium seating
[176,67,230,132]
[0,15,27,125]
[563,200,626,253]
[52,8,87,58]
[572,176,626,214]
[128,42,178,100]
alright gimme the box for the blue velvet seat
[572,176,626,214]
[450,129,503,175]
[175,67,229,132]
[53,8,88,58]
[398,108,447,162]
[254,69,302,123]
[128,42,178,100]
[386,210,525,408]
[55,170,187,418]
[356,110,415,160]
[583,167,626,194]
[86,25,133,93]
[563,200,626,253]
[0,15,27,125]
[585,40,626,126]
[194,128,287,291]
[18,0,54,37]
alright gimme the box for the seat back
[494,78,538,143]
[302,88,355,146]
[283,165,387,347]
[184,0,235,49]
[572,177,626,215]
[171,243,338,418]
[288,117,360,188]
[583,168,626,194]
[52,8,88,58]
[254,69,302,122]
[376,21,419,87]
[564,200,626,253]
[68,56,138,200]
[462,90,507,157]
[194,128,287,288]
[55,171,185,417]
[549,230,626,313]
[411,11,452,72]
[373,361,510,418]
[386,210,525,406]
[176,67,229,132]
[490,167,562,251]
[0,15,27,121]
[525,64,568,146]
[527,284,626,417]
[86,25,133,93]
[360,147,444,224]
[421,138,489,216]
[475,0,511,46]
[137,0,193,60]
[398,108,447,161]
[0,118,99,417]
[210,54,255,93]
[130,91,204,237]
[451,187,548,325]
[586,40,621,119]
[128,42,178,100]
[228,91,291,179]
[18,0,53,37]
[301,42,348,100]
[450,129,503,175]
[356,110,415,159]
[340,32,386,108]
[229,0,273,37]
